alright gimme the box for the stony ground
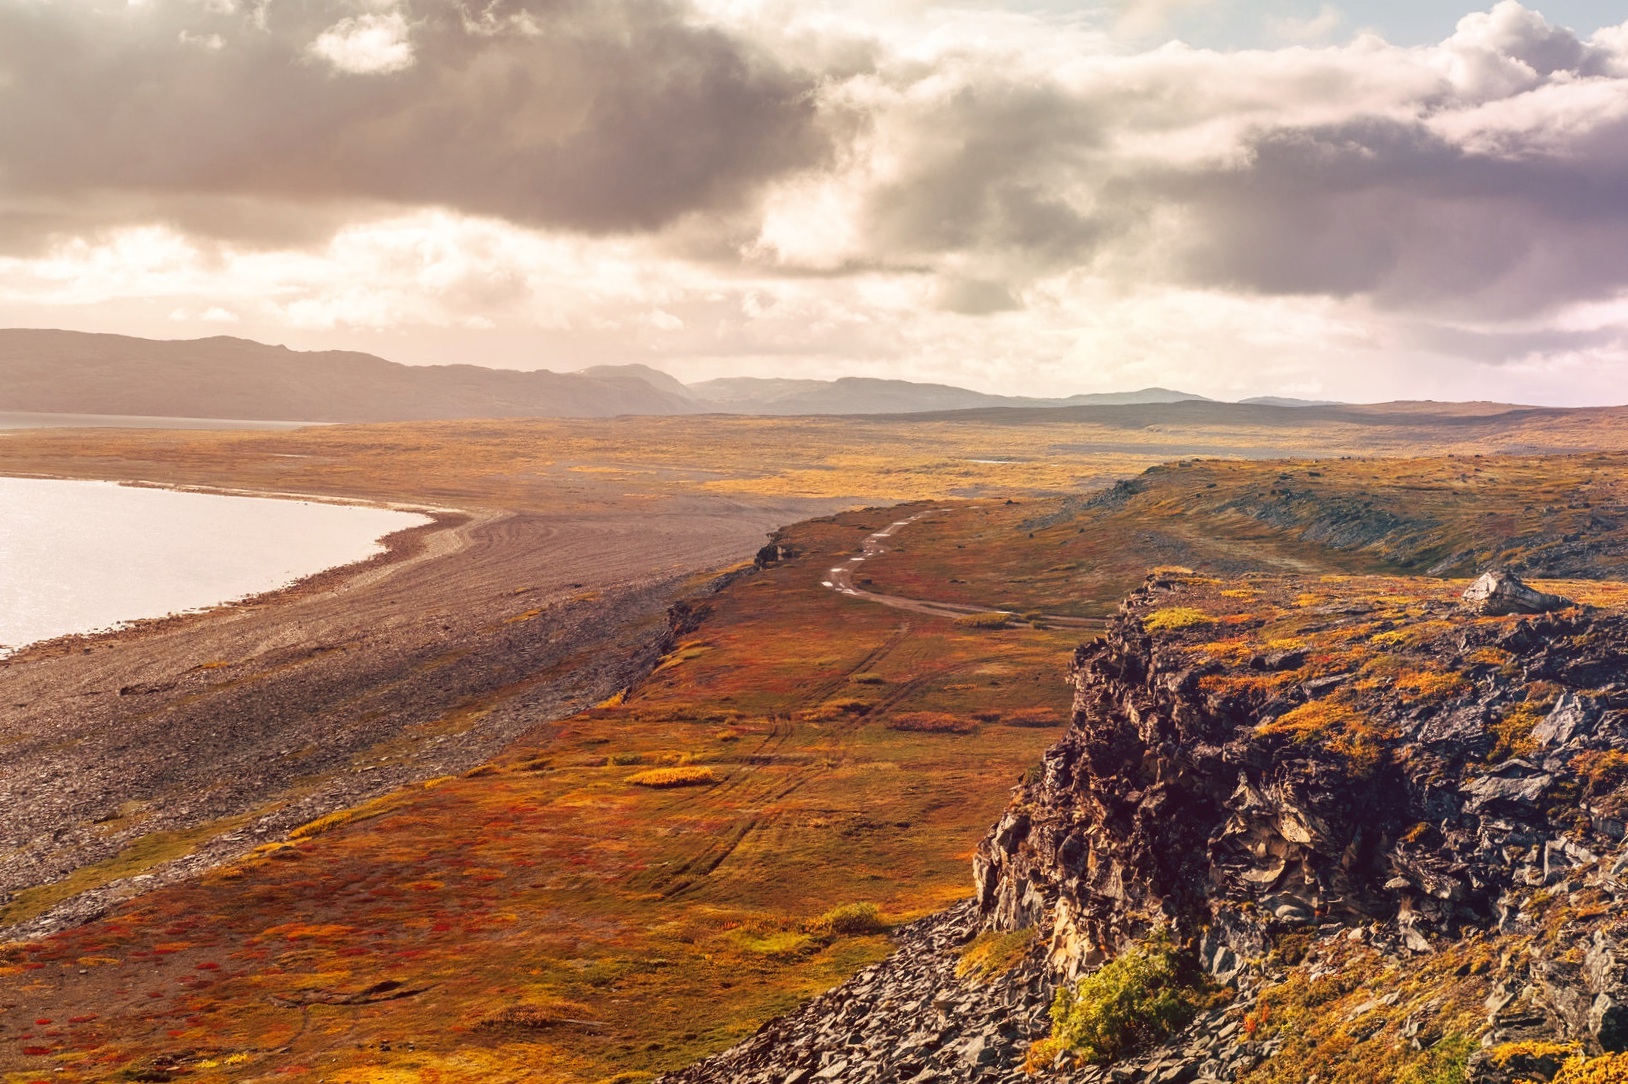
[0,497,826,940]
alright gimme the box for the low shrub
[625,766,718,788]
[1573,750,1628,796]
[1394,1034,1475,1084]
[1552,1051,1628,1084]
[1047,931,1204,1065]
[955,612,1014,629]
[849,673,887,685]
[1485,1041,1582,1083]
[1491,702,1545,760]
[807,902,889,937]
[476,1001,599,1031]
[1256,697,1396,774]
[1143,607,1214,632]
[1395,669,1469,705]
[886,712,976,734]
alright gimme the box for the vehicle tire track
[822,512,1105,630]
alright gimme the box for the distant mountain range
[0,329,1325,422]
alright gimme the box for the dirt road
[822,511,1105,630]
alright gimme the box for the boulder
[1461,570,1570,616]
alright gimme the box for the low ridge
[666,570,1628,1084]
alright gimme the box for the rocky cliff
[666,570,1628,1084]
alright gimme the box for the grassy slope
[0,509,1075,1083]
[856,454,1628,619]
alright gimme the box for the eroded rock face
[1462,569,1571,616]
[974,574,1628,1064]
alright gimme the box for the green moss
[1143,607,1215,632]
[1049,931,1205,1064]
[1396,1034,1476,1084]
[957,928,1037,981]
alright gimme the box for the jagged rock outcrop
[1461,570,1572,616]
[659,903,1056,1084]
[667,572,1628,1083]
[972,573,1628,1072]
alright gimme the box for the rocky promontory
[668,570,1628,1083]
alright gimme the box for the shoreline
[0,474,471,665]
[0,477,821,942]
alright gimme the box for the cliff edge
[666,569,1628,1084]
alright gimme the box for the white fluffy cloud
[1,0,1626,403]
[309,11,415,74]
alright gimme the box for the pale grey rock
[1461,570,1570,616]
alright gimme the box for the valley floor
[0,503,1079,1082]
[0,497,819,942]
[10,418,1628,1083]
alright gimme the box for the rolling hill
[0,329,1211,422]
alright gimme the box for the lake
[0,411,316,430]
[0,478,428,655]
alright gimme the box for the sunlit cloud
[308,11,414,74]
[0,0,1625,403]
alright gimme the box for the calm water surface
[0,411,316,430]
[0,478,428,654]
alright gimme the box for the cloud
[1268,3,1342,45]
[739,2,1628,327]
[1115,0,1214,38]
[2,0,1628,402]
[309,11,415,74]
[0,0,829,236]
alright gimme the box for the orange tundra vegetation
[0,508,1075,1083]
[15,445,1628,1080]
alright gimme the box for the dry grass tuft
[957,928,1037,981]
[806,902,889,937]
[885,712,977,734]
[1002,707,1064,728]
[476,1001,601,1032]
[625,766,719,788]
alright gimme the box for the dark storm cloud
[860,79,1113,264]
[0,0,828,239]
[1166,112,1628,315]
[1403,320,1626,362]
[796,4,1628,323]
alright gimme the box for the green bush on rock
[1042,931,1204,1066]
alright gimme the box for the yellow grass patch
[625,766,720,788]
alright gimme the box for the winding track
[822,511,1106,630]
[2,495,1089,939]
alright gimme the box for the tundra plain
[6,405,1628,1082]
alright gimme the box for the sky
[1,1,1627,404]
